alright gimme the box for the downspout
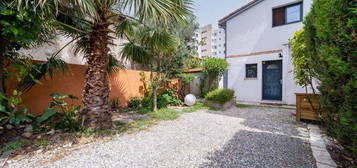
[222,23,228,89]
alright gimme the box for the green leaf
[0,9,14,15]
[50,93,68,99]
[0,105,6,112]
[0,20,10,26]
[36,108,58,125]
[9,116,32,126]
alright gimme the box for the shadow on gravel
[205,107,302,135]
[199,130,317,168]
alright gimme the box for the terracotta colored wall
[5,64,180,115]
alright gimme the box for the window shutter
[273,7,285,26]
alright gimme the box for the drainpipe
[221,24,228,89]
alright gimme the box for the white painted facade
[220,0,314,105]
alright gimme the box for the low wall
[6,63,179,115]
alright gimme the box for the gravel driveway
[6,106,316,168]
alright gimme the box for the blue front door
[262,60,282,100]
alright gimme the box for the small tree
[290,29,319,112]
[122,26,180,111]
[200,57,228,96]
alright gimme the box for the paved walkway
[7,106,316,168]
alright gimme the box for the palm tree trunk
[81,17,112,129]
[0,37,8,95]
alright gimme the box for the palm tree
[17,0,192,128]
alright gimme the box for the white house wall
[226,0,312,56]
[20,34,133,68]
[225,0,313,105]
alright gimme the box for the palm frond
[141,29,179,53]
[122,0,193,24]
[107,54,125,74]
[73,35,91,56]
[17,57,69,92]
[121,41,153,65]
[17,0,97,17]
[114,18,142,39]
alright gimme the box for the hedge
[291,0,357,157]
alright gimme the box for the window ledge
[244,78,258,80]
[272,20,302,28]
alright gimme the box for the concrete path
[308,124,337,168]
[7,106,316,168]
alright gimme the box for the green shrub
[205,89,234,103]
[131,89,181,111]
[200,57,228,96]
[141,96,153,109]
[157,89,182,109]
[128,97,141,110]
[35,93,81,132]
[202,57,228,77]
[184,57,202,69]
[0,91,34,127]
[290,0,357,157]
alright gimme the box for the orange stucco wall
[5,64,179,115]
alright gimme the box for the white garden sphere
[184,94,196,106]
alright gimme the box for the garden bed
[323,135,357,167]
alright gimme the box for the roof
[184,68,203,73]
[219,0,264,26]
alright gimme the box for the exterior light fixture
[279,53,283,58]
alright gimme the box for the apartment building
[193,24,225,59]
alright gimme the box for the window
[246,64,257,78]
[273,2,302,27]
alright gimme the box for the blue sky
[193,0,251,27]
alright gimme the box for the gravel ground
[6,106,316,168]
